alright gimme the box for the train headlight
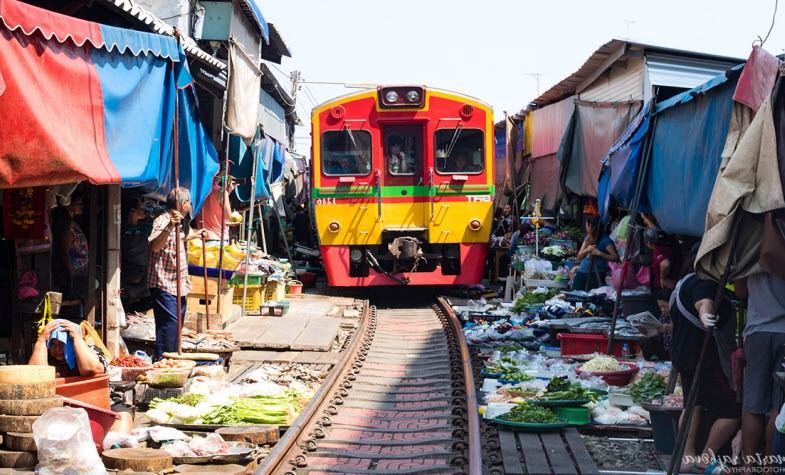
[384,91,399,103]
[328,221,341,232]
[350,248,363,262]
[469,219,482,231]
[406,90,420,103]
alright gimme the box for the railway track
[258,298,481,475]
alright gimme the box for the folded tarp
[645,65,743,236]
[558,101,641,198]
[598,102,652,223]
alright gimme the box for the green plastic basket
[228,274,268,287]
[553,406,591,426]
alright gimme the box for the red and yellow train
[311,85,494,286]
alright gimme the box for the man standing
[148,188,193,360]
[739,272,785,463]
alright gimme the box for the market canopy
[645,64,742,236]
[0,0,218,212]
[558,100,641,198]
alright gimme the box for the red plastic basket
[557,333,639,357]
[575,363,639,386]
[62,397,119,453]
[56,374,111,409]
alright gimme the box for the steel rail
[255,300,372,474]
[436,296,482,475]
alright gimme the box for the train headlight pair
[384,90,420,104]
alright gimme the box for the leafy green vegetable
[485,359,532,382]
[201,391,306,426]
[629,373,667,403]
[511,290,560,313]
[537,377,598,401]
[546,376,571,393]
[496,343,524,352]
[500,403,559,423]
[150,393,204,408]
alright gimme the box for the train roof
[311,86,493,117]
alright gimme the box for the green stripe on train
[313,185,495,199]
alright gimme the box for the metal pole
[241,134,260,317]
[201,233,210,329]
[606,110,659,354]
[667,216,743,475]
[173,76,183,355]
[215,145,231,319]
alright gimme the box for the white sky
[261,0,785,156]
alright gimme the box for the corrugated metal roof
[262,23,290,64]
[97,0,226,70]
[528,39,743,110]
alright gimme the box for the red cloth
[0,0,118,187]
[651,245,674,290]
[2,187,47,239]
[199,182,228,239]
[733,46,780,113]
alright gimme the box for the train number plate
[467,195,492,202]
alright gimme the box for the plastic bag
[33,407,107,475]
[102,431,139,450]
[523,258,552,280]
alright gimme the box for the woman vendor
[571,216,618,290]
[28,320,134,433]
[669,267,740,473]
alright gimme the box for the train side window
[321,130,373,176]
[434,129,484,174]
[384,128,421,176]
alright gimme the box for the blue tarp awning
[239,0,270,43]
[598,102,652,223]
[644,65,742,236]
[231,132,287,203]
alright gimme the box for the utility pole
[290,70,301,102]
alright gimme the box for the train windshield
[384,126,422,176]
[434,128,484,174]
[321,130,373,176]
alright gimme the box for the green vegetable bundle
[500,402,559,423]
[537,376,598,401]
[202,392,303,426]
[629,372,666,403]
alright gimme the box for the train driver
[388,136,413,174]
[447,152,470,172]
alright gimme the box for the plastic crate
[557,333,639,357]
[232,285,263,312]
[228,274,267,287]
[264,279,286,303]
[554,406,591,426]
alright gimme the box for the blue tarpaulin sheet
[645,66,742,236]
[155,47,219,215]
[598,103,652,223]
[231,131,289,203]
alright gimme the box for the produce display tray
[530,399,591,407]
[492,418,567,432]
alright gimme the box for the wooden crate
[189,276,227,296]
[186,287,234,316]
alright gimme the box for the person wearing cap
[28,320,107,377]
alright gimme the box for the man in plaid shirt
[148,188,198,359]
